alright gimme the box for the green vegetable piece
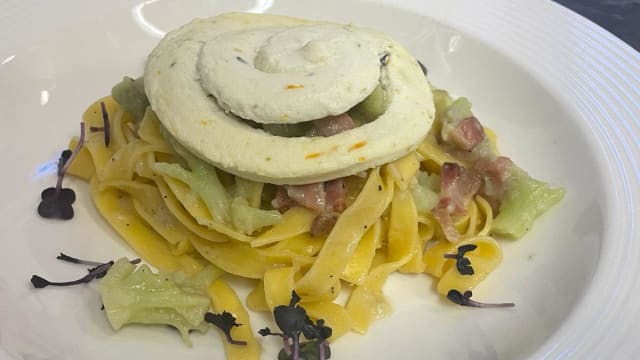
[493,167,566,239]
[234,177,263,208]
[100,259,222,346]
[231,197,282,235]
[445,97,473,123]
[152,162,230,224]
[431,89,454,122]
[154,134,231,224]
[351,85,387,123]
[412,171,440,214]
[111,76,149,119]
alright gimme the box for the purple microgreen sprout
[89,101,111,147]
[259,291,332,360]
[204,311,247,346]
[37,123,85,220]
[31,261,114,288]
[443,244,478,276]
[56,252,104,267]
[447,290,515,308]
[30,254,140,288]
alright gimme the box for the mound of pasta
[63,12,565,360]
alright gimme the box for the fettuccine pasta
[67,94,513,342]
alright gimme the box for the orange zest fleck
[348,141,368,151]
[286,84,304,90]
[305,152,323,159]
[358,156,366,162]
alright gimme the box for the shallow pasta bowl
[0,0,638,359]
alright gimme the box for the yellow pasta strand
[162,176,255,243]
[89,177,205,274]
[484,127,499,154]
[100,140,172,182]
[108,106,130,153]
[298,279,341,304]
[423,240,454,278]
[436,236,502,294]
[84,131,113,175]
[475,195,493,236]
[422,235,502,294]
[341,220,381,285]
[417,136,461,173]
[152,177,228,243]
[67,137,95,180]
[384,152,420,191]
[303,302,352,340]
[100,180,197,251]
[263,267,296,310]
[418,216,436,243]
[82,96,119,129]
[259,233,323,267]
[246,281,269,312]
[163,176,253,242]
[208,279,261,360]
[137,108,167,145]
[388,188,423,273]
[344,252,411,334]
[251,207,316,247]
[190,236,271,279]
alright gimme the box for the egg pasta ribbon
[67,84,563,360]
[207,279,261,360]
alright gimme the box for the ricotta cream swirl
[199,24,381,123]
[145,13,435,185]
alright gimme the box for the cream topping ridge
[144,13,435,185]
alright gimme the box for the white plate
[1,0,639,359]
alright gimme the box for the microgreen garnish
[444,244,478,275]
[100,101,111,146]
[259,291,332,360]
[56,252,104,267]
[446,290,515,308]
[380,52,390,66]
[417,59,428,76]
[31,261,114,288]
[204,311,247,346]
[87,102,110,147]
[37,123,85,220]
[30,254,140,288]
